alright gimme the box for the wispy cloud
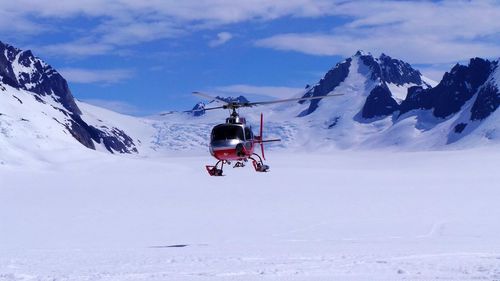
[256,33,500,64]
[256,0,500,64]
[81,99,141,115]
[209,32,233,47]
[95,20,184,46]
[58,68,134,84]
[39,41,114,57]
[0,10,46,35]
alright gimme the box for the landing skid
[250,153,270,172]
[233,161,245,168]
[252,161,269,172]
[206,160,225,176]
[205,154,269,176]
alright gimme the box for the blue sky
[2,0,499,115]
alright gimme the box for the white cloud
[3,0,500,64]
[214,84,304,99]
[0,10,46,35]
[3,0,337,22]
[39,41,114,57]
[255,0,500,64]
[209,32,233,47]
[58,68,134,84]
[96,20,184,46]
[1,0,340,57]
[256,33,500,64]
[256,33,353,56]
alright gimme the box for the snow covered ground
[1,147,500,280]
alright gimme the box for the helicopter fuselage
[209,119,256,161]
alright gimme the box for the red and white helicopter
[191,91,342,176]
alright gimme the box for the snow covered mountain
[1,40,498,162]
[0,41,139,160]
[287,52,499,148]
[298,51,434,118]
[398,57,499,145]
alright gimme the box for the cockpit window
[212,125,244,141]
[244,127,253,140]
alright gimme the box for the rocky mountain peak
[400,57,497,119]
[299,51,430,118]
[0,40,137,153]
[0,41,81,115]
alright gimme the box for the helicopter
[190,91,343,176]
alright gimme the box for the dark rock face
[0,45,19,88]
[399,58,496,119]
[378,53,425,86]
[67,114,138,153]
[67,117,96,150]
[433,59,493,118]
[399,86,429,113]
[298,58,351,116]
[357,52,425,86]
[454,123,467,133]
[0,41,137,153]
[357,53,381,81]
[362,84,399,119]
[470,81,500,120]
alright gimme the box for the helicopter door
[244,127,253,141]
[244,127,253,150]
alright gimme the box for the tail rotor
[260,113,265,160]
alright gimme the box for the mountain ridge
[1,40,499,162]
[0,41,138,154]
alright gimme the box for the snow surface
[387,83,413,102]
[1,147,500,280]
[386,81,436,103]
[0,84,84,166]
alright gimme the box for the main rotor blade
[200,106,226,111]
[246,93,344,107]
[158,111,176,116]
[160,105,227,115]
[183,105,226,113]
[192,91,229,105]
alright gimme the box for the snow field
[1,148,500,280]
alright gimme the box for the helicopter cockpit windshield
[211,125,245,141]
